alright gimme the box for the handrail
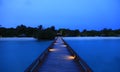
[61,38,93,72]
[24,38,57,72]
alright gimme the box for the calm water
[64,37,120,72]
[0,38,52,72]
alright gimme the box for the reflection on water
[0,38,52,72]
[64,37,120,72]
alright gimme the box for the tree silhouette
[0,25,120,39]
[36,26,56,40]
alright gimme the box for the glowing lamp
[67,56,76,60]
[61,45,67,47]
[49,49,56,52]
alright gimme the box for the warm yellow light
[49,49,56,52]
[67,56,76,60]
[61,45,67,47]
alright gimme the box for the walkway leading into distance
[38,37,80,72]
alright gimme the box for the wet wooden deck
[38,37,80,72]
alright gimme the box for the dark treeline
[0,25,56,40]
[0,25,120,40]
[80,29,120,37]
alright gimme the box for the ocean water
[0,37,52,72]
[64,37,120,72]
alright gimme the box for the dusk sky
[0,0,120,30]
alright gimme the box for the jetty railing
[24,39,57,72]
[61,38,93,72]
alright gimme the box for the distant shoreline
[0,37,36,41]
[1,37,120,39]
[63,37,120,40]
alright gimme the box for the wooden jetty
[25,37,92,72]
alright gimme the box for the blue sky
[0,0,120,30]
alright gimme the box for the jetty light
[61,45,67,47]
[67,55,76,60]
[49,49,56,52]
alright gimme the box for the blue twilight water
[64,37,120,72]
[0,38,52,72]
